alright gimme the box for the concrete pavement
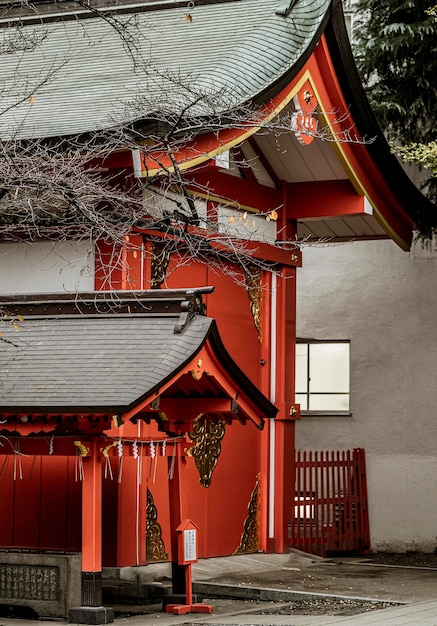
[1,551,437,625]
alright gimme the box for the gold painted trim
[187,416,226,488]
[146,488,168,562]
[245,266,262,342]
[305,74,410,250]
[235,474,260,554]
[140,75,310,178]
[150,241,171,288]
[138,63,409,249]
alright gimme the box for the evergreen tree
[353,0,437,146]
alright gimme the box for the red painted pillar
[115,433,147,567]
[81,442,103,606]
[259,270,272,553]
[95,234,145,290]
[266,182,299,553]
[168,442,187,595]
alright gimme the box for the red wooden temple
[0,0,433,621]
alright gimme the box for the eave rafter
[247,136,282,190]
[136,225,302,267]
[185,165,281,214]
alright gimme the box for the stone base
[0,551,81,619]
[69,606,114,624]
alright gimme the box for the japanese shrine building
[0,0,434,621]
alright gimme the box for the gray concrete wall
[0,240,94,294]
[295,238,437,552]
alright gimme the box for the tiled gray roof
[0,309,212,412]
[0,0,330,139]
[0,290,277,420]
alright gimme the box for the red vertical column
[81,442,103,606]
[95,235,145,290]
[116,450,147,566]
[267,265,297,552]
[268,181,299,553]
[168,443,187,596]
[259,270,272,553]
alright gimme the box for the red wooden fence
[290,448,370,557]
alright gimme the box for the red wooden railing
[290,448,370,557]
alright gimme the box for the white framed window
[296,341,350,414]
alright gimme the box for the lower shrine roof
[0,289,276,426]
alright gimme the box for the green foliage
[392,141,437,176]
[353,0,437,145]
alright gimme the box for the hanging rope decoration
[0,435,29,480]
[168,450,176,480]
[153,442,159,484]
[74,440,89,456]
[148,439,155,483]
[132,438,140,485]
[117,438,123,483]
[101,441,117,480]
[74,440,88,481]
[0,434,183,481]
[13,441,23,481]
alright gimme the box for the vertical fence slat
[318,451,325,557]
[295,450,301,552]
[291,448,370,557]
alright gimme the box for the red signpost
[165,519,214,615]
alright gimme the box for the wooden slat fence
[290,448,370,557]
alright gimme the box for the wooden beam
[286,179,369,220]
[247,136,282,189]
[186,167,282,214]
[136,226,301,267]
[149,397,238,417]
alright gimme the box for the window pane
[295,344,308,393]
[296,393,308,411]
[309,393,350,412]
[309,343,349,393]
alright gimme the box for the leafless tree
[0,1,371,289]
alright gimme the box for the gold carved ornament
[150,242,171,289]
[244,266,262,342]
[235,473,260,554]
[187,415,226,488]
[146,488,168,562]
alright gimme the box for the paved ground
[189,551,437,603]
[1,551,437,625]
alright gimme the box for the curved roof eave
[121,317,278,425]
[323,2,436,235]
[0,0,333,140]
[0,291,277,426]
